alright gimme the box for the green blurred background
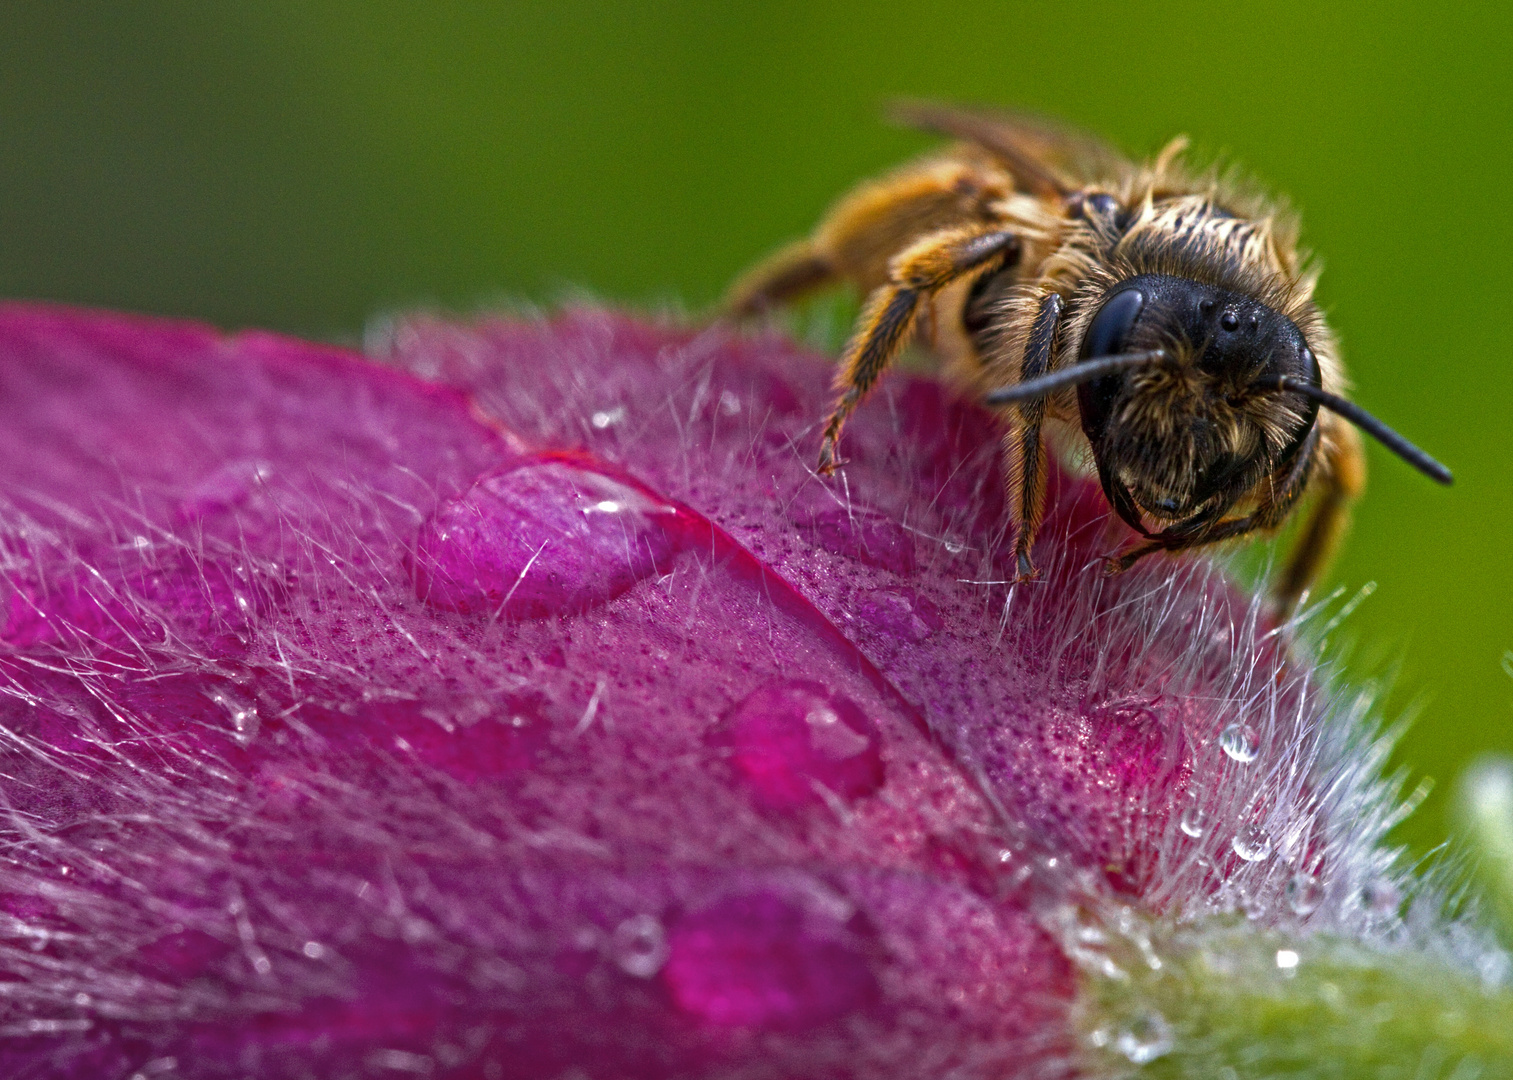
[0,2,1507,853]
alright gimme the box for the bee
[726,103,1451,612]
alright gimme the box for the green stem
[1077,919,1513,1078]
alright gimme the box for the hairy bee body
[728,105,1447,611]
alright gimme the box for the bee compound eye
[1083,193,1119,218]
[1082,287,1147,359]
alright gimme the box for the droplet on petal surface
[610,914,669,979]
[662,889,880,1029]
[1232,824,1274,862]
[1219,722,1261,763]
[802,509,917,574]
[1178,805,1208,839]
[715,681,885,810]
[411,457,682,619]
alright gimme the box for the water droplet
[663,889,879,1029]
[1114,1008,1173,1064]
[301,941,326,960]
[590,405,626,429]
[1178,805,1207,838]
[412,459,682,618]
[205,686,261,747]
[1218,722,1260,763]
[611,914,669,978]
[718,390,742,416]
[854,587,941,643]
[1286,873,1324,915]
[715,681,884,809]
[1232,824,1273,862]
[801,509,917,574]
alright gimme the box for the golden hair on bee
[724,103,1450,613]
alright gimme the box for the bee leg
[1274,421,1365,614]
[724,239,836,318]
[818,226,1019,473]
[1007,291,1066,581]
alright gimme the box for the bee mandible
[725,103,1451,612]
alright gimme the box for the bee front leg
[1006,291,1065,581]
[818,226,1019,473]
[1274,421,1364,614]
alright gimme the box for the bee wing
[890,101,1128,197]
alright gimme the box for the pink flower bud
[0,304,1503,1078]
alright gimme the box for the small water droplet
[205,687,261,747]
[412,459,683,618]
[1114,1008,1173,1064]
[1178,805,1208,838]
[302,941,326,960]
[715,681,884,809]
[1218,722,1260,763]
[590,405,626,429]
[718,390,742,415]
[1232,824,1273,862]
[611,914,669,978]
[1286,872,1324,915]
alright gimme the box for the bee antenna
[983,350,1167,406]
[1261,375,1453,485]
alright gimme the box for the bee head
[1074,274,1318,522]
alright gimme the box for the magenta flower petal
[0,303,1499,1077]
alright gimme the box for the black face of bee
[1076,274,1321,524]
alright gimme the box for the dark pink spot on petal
[663,888,879,1029]
[412,457,682,619]
[855,587,941,643]
[716,681,884,809]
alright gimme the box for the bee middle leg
[817,226,1019,472]
[724,239,837,318]
[1273,422,1364,614]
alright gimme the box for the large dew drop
[412,458,683,619]
[714,681,885,810]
